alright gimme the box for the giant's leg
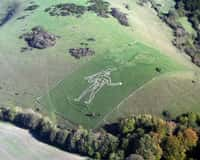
[84,83,104,104]
[74,84,94,102]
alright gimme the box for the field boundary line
[93,77,157,129]
[93,70,194,129]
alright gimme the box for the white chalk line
[93,70,193,129]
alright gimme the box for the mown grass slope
[40,42,184,128]
[0,0,200,129]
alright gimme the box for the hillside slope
[0,0,200,128]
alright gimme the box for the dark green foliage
[24,5,39,11]
[0,2,18,26]
[54,129,69,148]
[14,111,42,129]
[88,0,110,17]
[44,1,130,27]
[162,110,171,119]
[1,107,19,122]
[1,106,200,159]
[98,133,119,158]
[119,118,136,135]
[45,3,87,17]
[66,127,88,152]
[160,0,200,67]
[108,150,124,160]
[134,134,162,160]
[45,0,110,18]
[137,0,148,6]
[48,127,57,144]
[176,112,200,128]
[111,8,129,26]
[181,0,200,11]
[176,1,185,16]
[176,0,200,30]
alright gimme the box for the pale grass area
[0,122,85,160]
[106,70,200,121]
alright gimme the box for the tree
[34,117,53,141]
[176,1,185,16]
[97,133,119,158]
[1,107,20,122]
[14,111,42,129]
[54,129,69,148]
[176,112,198,128]
[134,134,162,160]
[119,118,136,135]
[66,126,88,152]
[88,0,110,17]
[178,128,198,150]
[135,115,154,132]
[94,152,101,159]
[108,150,124,160]
[48,127,58,144]
[162,136,186,160]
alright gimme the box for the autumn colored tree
[162,136,186,160]
[178,128,198,150]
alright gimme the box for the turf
[106,71,200,122]
[0,0,200,129]
[40,42,184,128]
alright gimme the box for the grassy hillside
[40,42,183,128]
[0,0,200,129]
[106,71,200,122]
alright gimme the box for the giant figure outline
[74,68,123,104]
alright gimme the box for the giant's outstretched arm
[105,76,122,86]
[109,82,123,86]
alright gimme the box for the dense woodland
[176,0,200,33]
[166,0,200,66]
[1,106,200,160]
[139,0,200,66]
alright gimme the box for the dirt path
[0,122,85,160]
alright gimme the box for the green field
[0,0,200,129]
[106,71,200,122]
[40,42,184,128]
